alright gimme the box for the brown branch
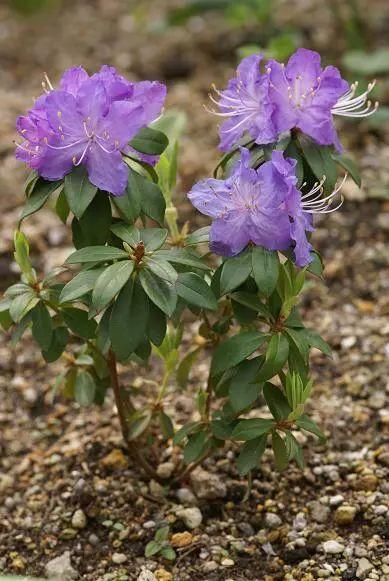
[107,349,161,482]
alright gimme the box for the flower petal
[210,213,251,256]
[60,66,89,96]
[188,178,234,219]
[86,145,128,196]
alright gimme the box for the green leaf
[127,408,152,439]
[185,226,210,246]
[71,190,112,248]
[146,258,178,285]
[145,540,162,558]
[263,383,291,421]
[284,431,305,469]
[306,329,332,357]
[252,247,279,296]
[31,302,53,350]
[230,291,270,318]
[55,189,70,224]
[173,421,202,445]
[342,48,389,75]
[59,268,104,303]
[159,411,175,439]
[24,170,39,196]
[74,371,96,406]
[20,178,62,220]
[64,166,98,219]
[297,135,337,193]
[66,246,128,264]
[13,230,34,280]
[146,302,166,346]
[155,525,170,543]
[154,248,210,271]
[220,250,252,295]
[110,223,140,247]
[92,261,134,313]
[141,228,168,251]
[231,418,275,441]
[183,430,208,464]
[229,380,261,413]
[272,431,288,471]
[237,434,267,475]
[296,414,326,441]
[42,326,69,362]
[211,331,267,376]
[211,417,237,440]
[112,178,141,223]
[332,153,361,188]
[0,301,13,331]
[160,546,176,561]
[96,305,112,354]
[176,272,217,310]
[307,251,324,279]
[62,307,97,339]
[257,333,289,381]
[285,328,310,363]
[139,268,177,316]
[109,279,149,360]
[5,283,31,298]
[176,348,200,389]
[130,126,169,155]
[128,171,166,226]
[9,292,39,323]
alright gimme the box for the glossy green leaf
[176,348,200,389]
[272,431,288,471]
[66,246,128,264]
[154,248,210,271]
[74,371,96,406]
[211,331,266,376]
[62,307,97,339]
[110,223,140,247]
[263,382,291,421]
[42,326,69,362]
[231,418,275,441]
[59,268,104,303]
[64,166,97,219]
[306,329,332,357]
[31,302,53,350]
[185,226,210,246]
[9,292,39,323]
[332,153,361,187]
[297,135,337,193]
[130,126,169,155]
[146,301,166,346]
[92,260,134,313]
[237,434,267,475]
[176,272,217,310]
[252,246,279,296]
[146,258,178,285]
[71,190,112,248]
[257,333,289,381]
[139,268,177,316]
[296,414,326,441]
[220,250,252,295]
[109,279,149,360]
[183,430,208,464]
[20,178,62,220]
[128,171,166,226]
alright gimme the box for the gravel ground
[0,1,388,580]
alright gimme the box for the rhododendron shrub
[1,55,376,482]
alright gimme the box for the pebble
[221,558,234,567]
[310,501,330,523]
[155,569,173,581]
[176,487,197,505]
[171,531,193,548]
[190,468,227,500]
[203,561,218,573]
[71,509,87,529]
[88,534,99,546]
[100,449,128,470]
[137,569,156,581]
[0,473,14,492]
[356,557,373,578]
[45,551,77,580]
[264,512,282,529]
[112,553,127,565]
[322,540,345,554]
[143,520,156,529]
[293,512,307,531]
[355,474,378,491]
[156,462,175,479]
[334,505,357,525]
[176,507,203,529]
[329,495,344,506]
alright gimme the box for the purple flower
[208,54,277,152]
[188,148,345,266]
[15,66,167,196]
[266,48,349,150]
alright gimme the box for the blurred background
[0,3,388,578]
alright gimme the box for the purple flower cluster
[16,66,166,195]
[211,48,377,152]
[188,147,344,266]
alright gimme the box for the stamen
[332,80,378,118]
[45,137,87,150]
[73,142,90,166]
[44,72,54,91]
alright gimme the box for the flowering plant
[1,53,376,483]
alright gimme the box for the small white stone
[112,553,127,565]
[322,540,345,555]
[329,494,344,506]
[356,557,373,578]
[176,507,203,529]
[221,558,234,567]
[71,509,87,530]
[373,504,387,515]
[156,462,175,479]
[264,512,282,529]
[45,551,77,580]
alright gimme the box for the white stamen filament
[332,80,378,118]
[301,174,347,214]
